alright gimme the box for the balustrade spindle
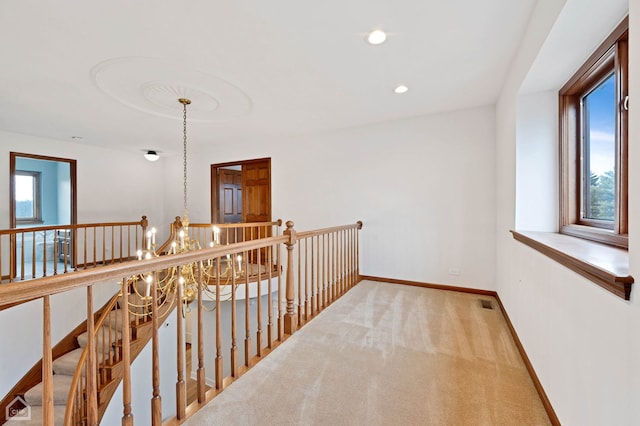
[244,251,251,368]
[176,265,188,420]
[151,271,162,426]
[198,259,208,398]
[121,278,134,426]
[100,228,107,265]
[230,259,238,378]
[29,232,36,279]
[277,239,283,341]
[86,286,98,425]
[267,246,274,349]
[339,231,343,295]
[298,240,303,325]
[42,295,54,425]
[318,235,322,310]
[213,256,222,393]
[256,247,263,358]
[311,238,316,318]
[284,221,297,335]
[92,227,97,267]
[323,234,329,308]
[333,232,338,297]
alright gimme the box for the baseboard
[359,275,560,426]
[493,294,561,426]
[359,275,496,296]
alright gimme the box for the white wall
[170,106,497,291]
[0,130,165,229]
[497,0,639,424]
[515,91,558,231]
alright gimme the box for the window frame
[559,17,628,249]
[14,170,43,225]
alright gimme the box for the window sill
[511,230,633,300]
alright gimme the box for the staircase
[5,323,121,425]
[3,295,173,425]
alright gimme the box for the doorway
[210,158,271,225]
[9,152,77,274]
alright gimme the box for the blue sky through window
[585,74,615,176]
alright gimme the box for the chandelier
[125,98,244,318]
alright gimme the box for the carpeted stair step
[104,308,150,340]
[5,404,66,425]
[52,348,84,376]
[23,374,73,406]
[76,326,122,351]
[104,309,126,331]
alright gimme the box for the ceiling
[0,0,536,156]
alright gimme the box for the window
[559,17,628,248]
[15,170,42,224]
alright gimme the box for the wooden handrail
[187,220,283,230]
[156,216,182,255]
[0,219,147,235]
[295,220,363,239]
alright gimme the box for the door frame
[9,152,77,228]
[210,157,271,224]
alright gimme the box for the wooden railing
[0,220,362,425]
[157,218,282,255]
[0,217,148,284]
[186,219,283,247]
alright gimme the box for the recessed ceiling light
[367,30,387,45]
[394,85,409,94]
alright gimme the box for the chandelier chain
[182,100,188,213]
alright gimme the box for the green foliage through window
[588,170,615,221]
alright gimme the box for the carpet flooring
[184,280,551,426]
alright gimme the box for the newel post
[284,221,297,335]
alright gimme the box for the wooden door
[242,160,271,224]
[219,169,242,224]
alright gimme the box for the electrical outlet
[448,267,460,276]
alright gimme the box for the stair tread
[23,374,73,406]
[52,348,84,376]
[103,309,123,330]
[76,325,122,349]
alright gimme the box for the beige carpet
[185,280,551,426]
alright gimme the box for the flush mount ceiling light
[367,29,387,45]
[394,85,409,94]
[144,150,160,161]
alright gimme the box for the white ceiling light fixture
[144,150,160,161]
[394,85,409,94]
[367,29,387,45]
